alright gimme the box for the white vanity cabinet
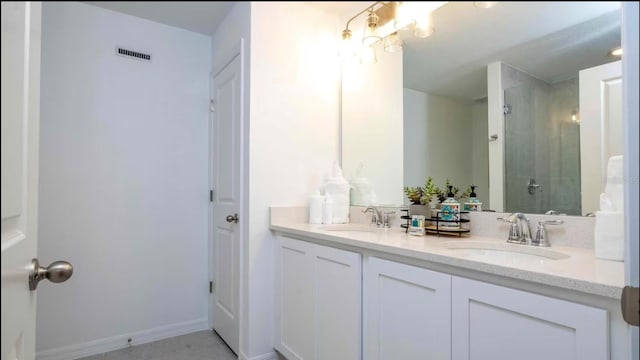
[272,231,614,360]
[365,257,451,360]
[451,276,608,360]
[275,236,362,360]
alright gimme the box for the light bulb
[363,11,382,46]
[384,32,403,53]
[414,13,435,38]
[339,29,357,60]
[359,45,377,65]
[394,2,416,30]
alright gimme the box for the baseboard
[36,318,209,360]
[239,350,280,360]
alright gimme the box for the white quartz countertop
[270,222,625,299]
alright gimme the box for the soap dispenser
[463,186,483,212]
[440,185,460,229]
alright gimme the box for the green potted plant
[403,177,442,217]
[423,177,443,207]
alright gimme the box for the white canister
[309,190,324,224]
[326,181,350,224]
[350,177,373,206]
[322,196,334,225]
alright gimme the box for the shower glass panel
[504,79,581,215]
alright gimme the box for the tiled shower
[503,64,582,215]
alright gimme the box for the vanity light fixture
[340,1,448,63]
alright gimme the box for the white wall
[37,2,210,357]
[210,2,251,358]
[248,2,341,358]
[471,99,490,207]
[403,89,473,196]
[342,47,404,205]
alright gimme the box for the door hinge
[209,99,215,112]
[621,285,639,326]
[209,281,213,294]
[210,190,214,202]
[503,104,512,115]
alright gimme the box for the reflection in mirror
[341,1,622,215]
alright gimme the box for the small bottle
[408,215,425,236]
[464,186,483,212]
[322,195,334,225]
[309,190,324,224]
[440,185,460,229]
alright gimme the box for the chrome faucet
[362,206,395,228]
[498,213,564,246]
[498,213,532,245]
[532,219,564,247]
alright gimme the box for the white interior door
[579,60,622,216]
[1,2,41,360]
[210,55,241,354]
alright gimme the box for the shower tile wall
[502,64,581,215]
[549,78,581,215]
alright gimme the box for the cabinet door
[452,276,608,360]
[313,243,361,360]
[275,236,315,360]
[275,236,361,360]
[366,257,451,360]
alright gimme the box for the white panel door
[579,60,622,215]
[1,2,41,360]
[452,276,608,360]
[366,257,451,360]
[211,54,241,354]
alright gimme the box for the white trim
[622,2,639,359]
[239,350,279,360]
[35,318,208,360]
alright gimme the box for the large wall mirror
[341,1,623,216]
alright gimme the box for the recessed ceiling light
[474,2,498,8]
[610,47,623,57]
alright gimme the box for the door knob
[29,258,73,291]
[226,213,239,224]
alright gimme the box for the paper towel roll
[594,211,624,261]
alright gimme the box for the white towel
[604,155,624,212]
[594,211,624,261]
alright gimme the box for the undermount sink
[440,241,570,260]
[317,225,377,233]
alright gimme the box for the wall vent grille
[116,47,151,62]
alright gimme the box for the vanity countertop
[270,221,625,300]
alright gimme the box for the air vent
[116,47,151,62]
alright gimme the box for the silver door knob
[29,258,73,291]
[226,213,239,223]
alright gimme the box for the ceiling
[84,2,621,100]
[402,1,621,100]
[84,1,234,35]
